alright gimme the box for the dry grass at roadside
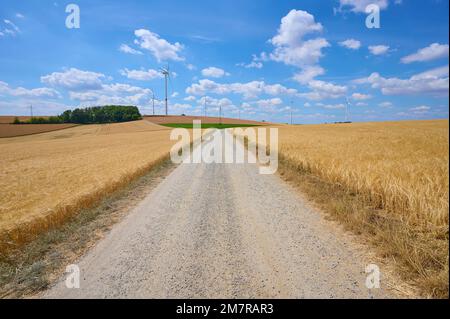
[273,120,448,298]
[0,120,174,253]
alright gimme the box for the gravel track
[44,130,393,298]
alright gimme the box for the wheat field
[0,120,174,251]
[275,119,449,297]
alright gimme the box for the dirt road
[44,130,393,298]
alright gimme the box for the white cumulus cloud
[269,10,330,83]
[351,93,372,100]
[339,39,361,50]
[255,98,283,108]
[119,68,162,81]
[299,80,348,101]
[119,44,143,55]
[354,65,449,96]
[293,66,325,85]
[321,103,346,109]
[184,95,196,101]
[41,68,105,91]
[186,79,297,99]
[410,105,430,114]
[339,0,389,13]
[201,67,230,78]
[401,43,449,64]
[134,29,184,62]
[0,81,60,98]
[379,101,393,107]
[368,45,390,55]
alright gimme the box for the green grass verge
[161,123,259,129]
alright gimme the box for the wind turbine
[345,96,351,122]
[160,65,170,116]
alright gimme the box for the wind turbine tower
[345,97,351,122]
[151,91,156,116]
[160,66,170,116]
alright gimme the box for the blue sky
[0,0,448,124]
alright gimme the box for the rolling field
[0,115,78,138]
[1,116,448,297]
[0,116,41,124]
[0,124,77,138]
[274,120,449,297]
[144,115,267,125]
[0,120,175,251]
[161,123,259,129]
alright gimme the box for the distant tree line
[13,105,142,124]
[13,116,64,124]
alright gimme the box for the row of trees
[13,105,142,124]
[13,116,64,124]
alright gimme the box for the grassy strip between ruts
[0,158,176,298]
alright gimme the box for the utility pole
[290,100,293,125]
[204,96,207,117]
[345,97,350,122]
[29,104,33,118]
[219,103,222,125]
[152,92,155,116]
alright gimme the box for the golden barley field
[0,120,173,251]
[275,119,449,297]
